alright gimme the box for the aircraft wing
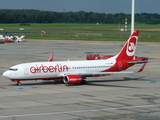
[61,71,133,77]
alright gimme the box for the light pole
[131,0,135,34]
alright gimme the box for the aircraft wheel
[81,80,87,84]
[17,82,21,86]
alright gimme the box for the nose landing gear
[11,80,21,86]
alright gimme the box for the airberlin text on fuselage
[30,64,68,73]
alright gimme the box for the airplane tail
[116,30,139,61]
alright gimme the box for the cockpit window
[9,68,18,71]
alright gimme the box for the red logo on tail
[126,36,137,56]
[128,42,135,52]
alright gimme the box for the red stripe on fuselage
[11,77,63,82]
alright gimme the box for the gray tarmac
[0,39,160,120]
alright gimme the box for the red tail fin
[116,30,139,61]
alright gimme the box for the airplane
[14,35,25,42]
[0,32,25,43]
[2,30,148,86]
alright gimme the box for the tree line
[0,9,160,24]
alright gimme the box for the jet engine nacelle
[63,75,82,84]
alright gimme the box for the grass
[12,33,158,42]
[0,23,128,28]
[0,23,160,28]
[0,23,159,27]
[0,23,160,42]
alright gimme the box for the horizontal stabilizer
[128,60,148,64]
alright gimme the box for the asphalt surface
[0,39,160,120]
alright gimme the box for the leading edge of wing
[60,71,133,77]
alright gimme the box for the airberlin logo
[30,64,68,73]
[126,36,137,56]
[128,42,135,52]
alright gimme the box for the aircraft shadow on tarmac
[64,76,145,88]
[82,78,143,88]
[8,77,144,88]
[8,80,64,86]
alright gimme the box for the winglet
[48,53,54,62]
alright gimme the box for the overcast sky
[0,0,159,14]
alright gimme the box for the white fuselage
[3,56,117,80]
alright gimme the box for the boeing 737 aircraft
[3,30,148,85]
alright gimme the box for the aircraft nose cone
[2,71,9,78]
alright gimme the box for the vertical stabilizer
[116,30,139,61]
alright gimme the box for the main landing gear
[80,80,87,84]
[17,82,21,86]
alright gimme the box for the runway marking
[0,104,160,118]
[11,87,23,89]
[25,86,38,89]
[145,81,160,83]
[10,86,38,89]
[72,52,81,54]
